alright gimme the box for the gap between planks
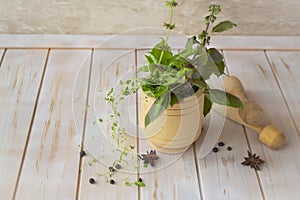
[264,51,300,137]
[134,49,142,200]
[12,49,51,199]
[0,48,7,67]
[75,49,94,200]
[223,49,266,200]
[242,126,267,200]
[192,144,204,199]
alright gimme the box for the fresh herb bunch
[139,2,242,126]
[98,1,242,185]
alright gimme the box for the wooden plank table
[0,35,300,200]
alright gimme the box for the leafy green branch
[199,5,237,47]
[140,2,241,127]
[102,79,141,166]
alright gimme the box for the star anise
[241,151,265,170]
[138,150,159,167]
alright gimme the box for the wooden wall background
[0,0,299,35]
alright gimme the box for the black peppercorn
[89,178,95,184]
[227,146,232,151]
[110,179,115,184]
[212,147,219,153]
[138,178,143,182]
[115,164,121,169]
[218,142,225,147]
[79,150,86,158]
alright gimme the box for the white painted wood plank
[0,49,48,199]
[194,76,263,199]
[0,35,300,50]
[79,50,139,199]
[210,36,300,50]
[224,51,300,200]
[15,50,91,200]
[137,50,201,200]
[139,147,201,200]
[0,34,104,49]
[196,118,264,199]
[267,51,300,136]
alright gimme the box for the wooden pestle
[213,75,286,149]
[213,104,286,149]
[223,76,264,125]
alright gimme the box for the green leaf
[126,80,131,84]
[138,65,150,72]
[142,64,185,88]
[203,93,212,117]
[170,93,179,107]
[207,48,225,76]
[149,48,173,66]
[179,37,200,58]
[169,57,189,69]
[209,4,221,13]
[191,79,207,91]
[145,55,155,64]
[206,89,243,108]
[145,93,171,127]
[176,48,197,59]
[141,84,168,98]
[145,38,173,66]
[212,21,237,33]
[154,38,169,49]
[166,0,178,7]
[134,181,146,187]
[125,181,132,186]
[196,63,219,80]
[198,30,207,45]
[106,88,114,96]
[194,48,225,79]
[185,37,195,49]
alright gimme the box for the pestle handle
[223,75,248,102]
[242,123,285,149]
[213,105,286,149]
[223,76,264,125]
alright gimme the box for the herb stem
[158,5,174,64]
[203,5,216,47]
[165,6,173,44]
[158,51,165,65]
[205,7,213,33]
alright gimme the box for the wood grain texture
[78,50,139,199]
[224,50,300,200]
[1,36,300,200]
[0,49,48,199]
[266,51,300,136]
[15,50,91,200]
[194,75,263,199]
[1,35,300,50]
[137,50,201,200]
[139,147,201,200]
